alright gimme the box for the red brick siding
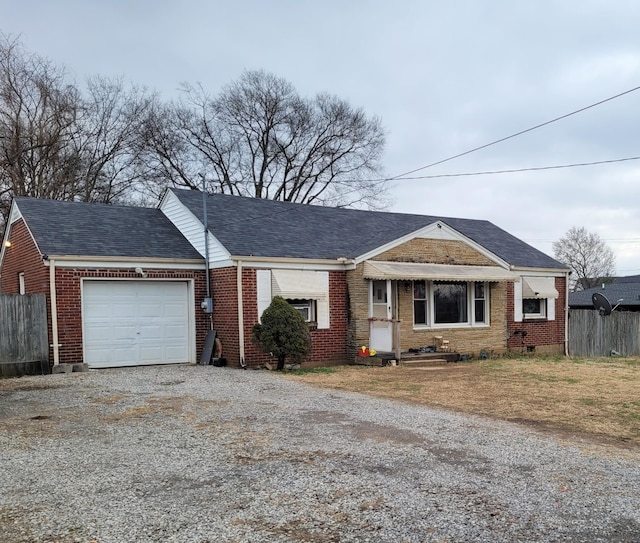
[217,268,349,369]
[1,219,48,295]
[506,277,567,353]
[52,268,209,365]
[211,267,240,365]
[1,226,209,366]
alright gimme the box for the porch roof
[363,261,518,282]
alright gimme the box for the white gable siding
[160,191,229,263]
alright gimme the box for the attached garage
[82,280,193,368]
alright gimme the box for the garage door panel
[83,281,191,368]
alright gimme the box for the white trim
[514,279,523,322]
[45,259,205,270]
[510,266,569,275]
[18,272,25,295]
[0,201,42,272]
[160,189,231,264]
[230,257,355,271]
[80,277,196,366]
[256,269,272,323]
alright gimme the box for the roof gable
[12,197,202,261]
[169,189,565,269]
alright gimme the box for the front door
[369,280,393,352]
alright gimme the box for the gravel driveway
[1,364,639,543]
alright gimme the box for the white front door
[82,280,191,368]
[369,280,393,352]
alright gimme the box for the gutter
[565,270,570,357]
[42,255,205,265]
[230,255,357,269]
[510,265,572,275]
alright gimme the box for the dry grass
[286,356,640,448]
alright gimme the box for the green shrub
[252,296,311,370]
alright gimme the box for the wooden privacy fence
[568,309,640,357]
[0,294,49,377]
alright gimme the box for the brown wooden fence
[0,294,49,377]
[568,309,640,357]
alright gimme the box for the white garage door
[83,280,191,368]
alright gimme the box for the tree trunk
[277,355,286,371]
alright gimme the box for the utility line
[389,84,640,179]
[387,156,640,181]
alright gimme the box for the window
[288,299,316,323]
[523,298,546,318]
[434,281,467,324]
[412,280,489,327]
[474,283,486,323]
[413,281,427,325]
[18,272,25,295]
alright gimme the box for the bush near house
[252,296,312,370]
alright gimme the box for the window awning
[362,261,518,282]
[271,269,328,300]
[522,276,559,299]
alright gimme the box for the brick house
[0,189,569,370]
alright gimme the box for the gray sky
[3,0,639,273]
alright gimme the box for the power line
[387,156,640,181]
[389,84,640,179]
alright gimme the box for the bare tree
[0,36,154,224]
[140,70,389,208]
[0,36,79,219]
[552,226,616,291]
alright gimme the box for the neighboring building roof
[569,282,640,308]
[170,189,565,269]
[12,197,203,260]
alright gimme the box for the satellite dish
[592,292,612,315]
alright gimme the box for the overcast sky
[3,1,639,273]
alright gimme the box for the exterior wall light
[3,241,11,248]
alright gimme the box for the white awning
[522,276,559,299]
[271,269,328,300]
[362,261,518,282]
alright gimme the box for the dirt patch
[286,356,640,451]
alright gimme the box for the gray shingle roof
[171,189,565,269]
[569,283,640,308]
[14,197,202,260]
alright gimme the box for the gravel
[1,364,639,542]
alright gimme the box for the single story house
[0,189,569,369]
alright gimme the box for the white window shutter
[256,270,272,323]
[547,297,555,321]
[514,280,523,322]
[316,300,329,329]
[316,271,330,329]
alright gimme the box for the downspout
[237,260,246,368]
[49,259,60,365]
[564,271,570,357]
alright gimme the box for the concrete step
[400,358,449,368]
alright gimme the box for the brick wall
[1,220,49,295]
[226,267,349,369]
[1,224,210,366]
[52,268,209,365]
[346,237,548,358]
[374,238,496,266]
[506,277,566,355]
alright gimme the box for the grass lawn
[286,356,640,449]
